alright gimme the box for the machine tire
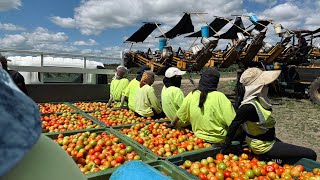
[309,77,320,104]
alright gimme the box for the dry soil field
[151,73,320,161]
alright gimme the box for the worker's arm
[166,116,180,128]
[148,87,162,114]
[221,104,257,153]
[107,95,114,108]
[120,82,131,108]
[120,96,127,108]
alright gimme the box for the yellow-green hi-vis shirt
[161,86,190,127]
[176,90,236,143]
[135,84,162,117]
[123,78,140,111]
[110,78,129,101]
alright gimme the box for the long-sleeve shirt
[123,79,140,111]
[224,103,276,154]
[135,84,162,117]
[176,90,236,143]
[161,86,189,127]
[110,78,129,101]
[224,104,259,145]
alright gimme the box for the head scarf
[136,65,150,81]
[114,66,128,79]
[198,68,220,92]
[0,68,41,176]
[242,84,272,110]
[196,68,220,109]
[140,71,155,88]
[163,76,182,88]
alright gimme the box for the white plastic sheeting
[7,56,105,84]
[7,56,104,69]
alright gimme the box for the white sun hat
[165,67,186,78]
[240,67,281,86]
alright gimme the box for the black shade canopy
[158,13,194,39]
[251,20,270,31]
[124,23,160,43]
[214,17,245,39]
[185,17,230,38]
[245,20,270,36]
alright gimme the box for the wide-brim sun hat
[240,67,281,86]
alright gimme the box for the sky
[0,0,320,59]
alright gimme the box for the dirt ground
[152,73,320,161]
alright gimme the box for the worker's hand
[165,122,175,129]
[106,103,111,109]
[120,106,128,110]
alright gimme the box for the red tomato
[260,168,267,176]
[137,138,144,144]
[116,155,125,164]
[223,170,232,178]
[295,165,304,172]
[266,165,275,172]
[216,153,224,160]
[209,167,218,174]
[275,168,282,176]
[272,163,279,170]
[196,138,204,145]
[198,172,208,180]
[94,145,102,152]
[93,159,101,166]
[119,143,126,149]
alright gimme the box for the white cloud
[73,39,97,46]
[0,23,25,31]
[258,2,320,31]
[249,0,277,6]
[32,43,78,53]
[0,27,123,57]
[0,27,69,51]
[0,0,21,11]
[52,0,245,35]
[0,34,27,48]
[23,27,68,44]
[50,16,76,28]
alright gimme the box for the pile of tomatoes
[54,132,141,174]
[89,109,166,127]
[73,102,108,111]
[41,113,101,133]
[180,153,320,180]
[38,103,77,114]
[118,122,211,157]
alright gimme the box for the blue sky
[0,0,319,58]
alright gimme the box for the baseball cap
[165,67,186,78]
[240,67,281,86]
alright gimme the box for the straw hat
[240,67,281,86]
